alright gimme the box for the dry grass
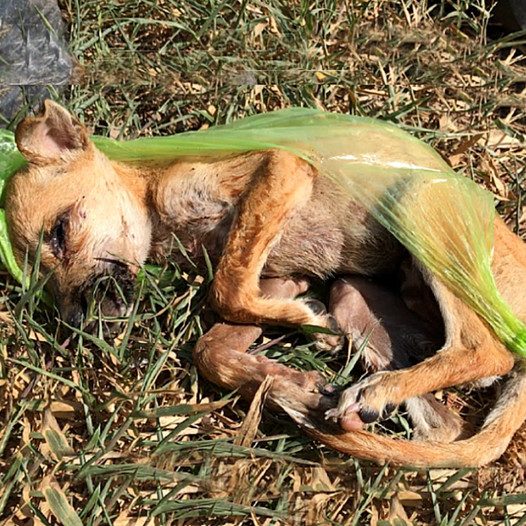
[1,0,526,524]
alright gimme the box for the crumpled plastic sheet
[0,0,72,124]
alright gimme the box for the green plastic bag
[0,129,27,285]
[2,108,526,355]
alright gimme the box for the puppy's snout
[86,263,136,319]
[59,263,137,329]
[58,288,88,330]
[60,300,86,329]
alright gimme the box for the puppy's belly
[263,177,404,279]
[264,218,403,279]
[264,226,346,278]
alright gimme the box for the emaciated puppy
[6,101,526,467]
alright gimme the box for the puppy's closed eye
[47,211,70,259]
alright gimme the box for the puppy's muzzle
[61,263,136,329]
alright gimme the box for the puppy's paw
[405,395,472,443]
[303,299,345,353]
[326,372,399,430]
[290,369,328,392]
[277,379,339,429]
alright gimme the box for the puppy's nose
[65,305,84,328]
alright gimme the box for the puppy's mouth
[62,263,136,331]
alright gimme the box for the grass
[1,0,526,524]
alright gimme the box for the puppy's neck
[108,160,179,253]
[111,162,152,205]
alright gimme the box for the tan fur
[6,100,526,467]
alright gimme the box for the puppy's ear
[15,100,90,165]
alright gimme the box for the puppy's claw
[326,371,400,431]
[325,401,360,421]
[302,299,345,353]
[304,298,328,316]
[359,408,380,424]
[382,403,397,419]
[330,372,399,428]
[325,401,364,431]
[281,406,316,430]
[318,383,338,397]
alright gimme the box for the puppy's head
[5,100,152,327]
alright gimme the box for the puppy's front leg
[210,150,329,329]
[195,278,333,413]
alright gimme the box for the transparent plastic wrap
[0,0,72,123]
[1,108,525,355]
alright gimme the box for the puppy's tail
[288,366,526,468]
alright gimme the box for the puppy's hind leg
[330,278,515,429]
[328,277,470,442]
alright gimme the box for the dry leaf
[41,407,74,460]
[50,400,82,420]
[389,495,412,525]
[310,466,336,492]
[114,516,149,526]
[268,15,280,35]
[252,22,268,39]
[397,490,423,507]
[487,129,522,151]
[234,375,272,447]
